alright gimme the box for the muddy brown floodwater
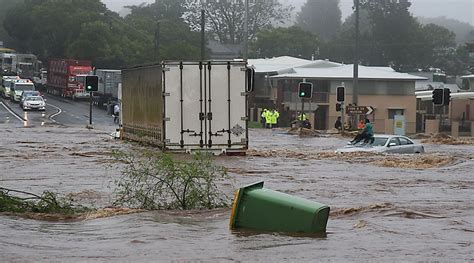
[0,125,473,262]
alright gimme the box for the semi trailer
[121,60,254,154]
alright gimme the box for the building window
[388,109,404,119]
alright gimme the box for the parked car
[336,134,424,154]
[19,90,42,107]
[21,96,46,111]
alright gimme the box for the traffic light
[298,82,313,98]
[337,86,345,102]
[85,75,99,92]
[336,103,342,112]
[432,88,443,105]
[443,88,451,106]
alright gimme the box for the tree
[358,0,423,67]
[124,0,201,61]
[296,0,342,41]
[3,0,201,67]
[320,9,373,64]
[431,46,471,75]
[320,0,469,75]
[125,1,201,61]
[4,0,109,58]
[0,0,23,47]
[184,0,293,44]
[417,16,474,45]
[250,26,320,59]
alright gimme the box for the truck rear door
[163,61,248,153]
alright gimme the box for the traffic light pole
[89,92,93,126]
[341,102,345,131]
[85,75,99,127]
[301,98,305,119]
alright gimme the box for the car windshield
[26,97,43,102]
[23,91,39,96]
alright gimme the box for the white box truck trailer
[94,69,121,109]
[121,61,253,154]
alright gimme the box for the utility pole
[352,0,360,128]
[200,2,206,61]
[353,0,360,107]
[340,83,345,131]
[155,20,160,61]
[154,0,160,61]
[243,0,249,59]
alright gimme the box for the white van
[9,79,35,102]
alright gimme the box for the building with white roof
[412,72,474,135]
[248,56,425,134]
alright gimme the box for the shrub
[113,150,230,210]
[0,187,89,214]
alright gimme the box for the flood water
[0,125,473,262]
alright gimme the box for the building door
[416,113,423,133]
[314,105,328,130]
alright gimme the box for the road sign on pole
[346,105,374,115]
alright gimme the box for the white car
[22,96,46,111]
[336,134,424,154]
[19,90,42,107]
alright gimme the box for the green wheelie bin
[230,181,330,233]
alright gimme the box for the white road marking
[0,101,24,122]
[47,103,62,122]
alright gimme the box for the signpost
[346,106,374,115]
[336,85,345,130]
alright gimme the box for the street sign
[346,105,374,115]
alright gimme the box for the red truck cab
[47,59,92,99]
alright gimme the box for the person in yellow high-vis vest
[297,112,307,121]
[272,109,280,127]
[266,109,274,128]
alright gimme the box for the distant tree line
[0,0,472,75]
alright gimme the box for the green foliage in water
[0,188,90,214]
[113,150,230,210]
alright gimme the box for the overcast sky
[102,0,474,25]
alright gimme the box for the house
[248,56,425,134]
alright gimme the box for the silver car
[19,90,42,107]
[21,96,46,111]
[336,134,425,154]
